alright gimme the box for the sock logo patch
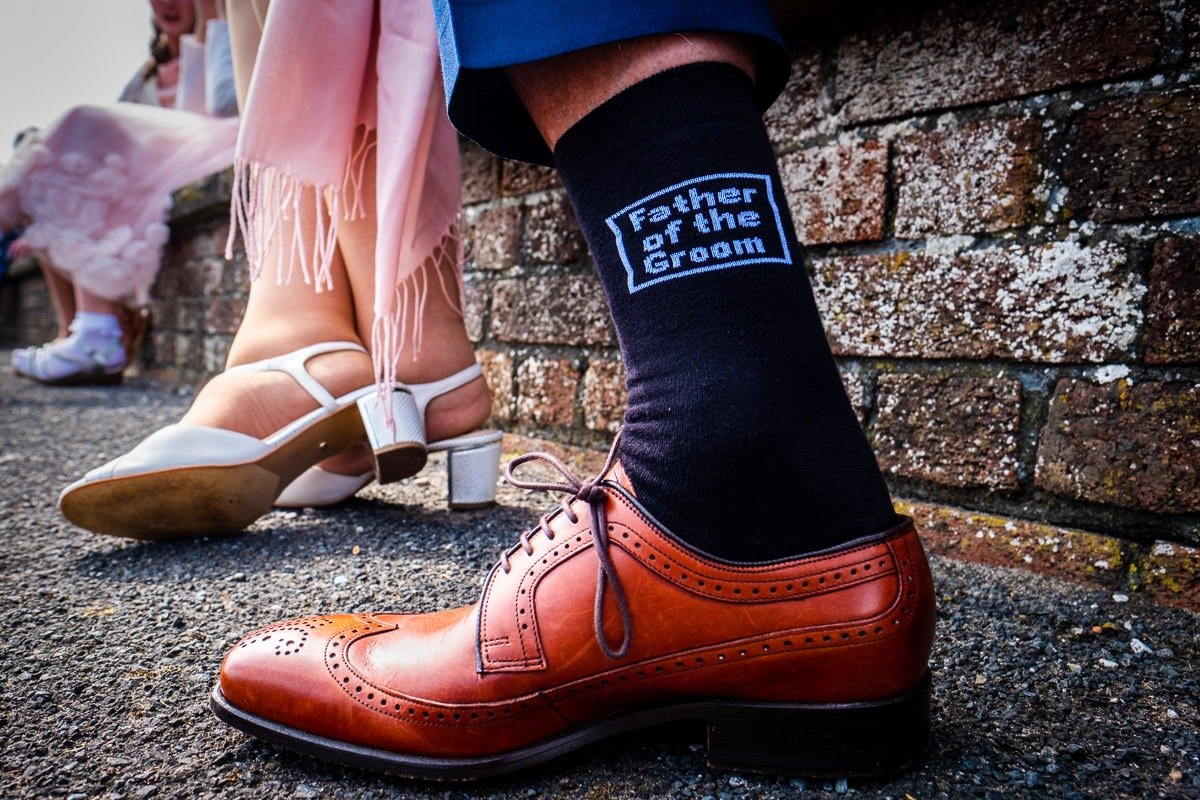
[605,172,792,293]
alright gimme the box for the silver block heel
[439,433,504,510]
[357,389,428,484]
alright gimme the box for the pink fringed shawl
[226,0,462,398]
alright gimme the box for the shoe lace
[500,435,632,659]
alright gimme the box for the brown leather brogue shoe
[212,444,936,779]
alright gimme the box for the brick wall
[461,0,1200,546]
[2,0,1197,547]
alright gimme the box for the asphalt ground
[2,359,1197,800]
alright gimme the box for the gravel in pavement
[2,364,1197,799]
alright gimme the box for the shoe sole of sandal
[12,364,123,386]
[210,671,931,781]
[60,404,390,540]
[35,370,124,387]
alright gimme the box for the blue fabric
[0,228,24,284]
[433,0,789,165]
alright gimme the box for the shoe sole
[210,671,930,781]
[13,365,123,386]
[59,404,376,540]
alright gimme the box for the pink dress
[0,21,239,304]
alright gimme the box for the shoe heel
[445,440,502,510]
[705,671,931,778]
[357,390,428,484]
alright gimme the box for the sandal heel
[705,671,931,778]
[445,439,502,510]
[357,390,428,484]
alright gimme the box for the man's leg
[507,37,896,560]
[212,6,935,780]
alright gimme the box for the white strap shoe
[275,363,503,510]
[58,341,417,539]
[12,336,125,386]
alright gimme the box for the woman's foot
[12,313,126,385]
[183,342,492,480]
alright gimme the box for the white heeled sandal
[275,364,503,510]
[58,341,427,540]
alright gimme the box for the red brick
[1035,380,1200,514]
[874,374,1022,490]
[1063,88,1200,222]
[203,296,246,335]
[177,222,232,261]
[837,0,1160,123]
[490,274,614,346]
[1145,237,1200,364]
[220,252,251,295]
[173,332,203,372]
[523,193,585,265]
[462,276,487,343]
[516,356,581,428]
[150,258,180,298]
[894,119,1041,237]
[203,335,232,374]
[896,500,1200,608]
[779,140,887,244]
[464,205,521,271]
[813,241,1144,363]
[173,299,206,332]
[147,329,175,367]
[460,141,499,205]
[477,348,514,422]
[764,50,824,151]
[898,500,1130,596]
[581,357,626,433]
[839,366,868,425]
[500,160,560,196]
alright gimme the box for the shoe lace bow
[500,436,632,659]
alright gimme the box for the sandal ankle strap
[224,341,368,410]
[407,363,484,415]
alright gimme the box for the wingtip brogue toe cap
[219,614,384,725]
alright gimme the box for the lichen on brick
[490,275,614,346]
[836,1,1160,123]
[581,358,626,433]
[516,356,581,428]
[874,374,1022,489]
[522,193,585,265]
[894,118,1041,237]
[779,138,887,244]
[1144,236,1200,364]
[477,349,514,422]
[1063,88,1200,222]
[764,50,824,150]
[813,239,1144,362]
[1035,379,1200,514]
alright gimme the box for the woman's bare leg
[180,195,374,445]
[74,285,125,318]
[179,149,489,476]
[36,257,76,340]
[335,139,491,445]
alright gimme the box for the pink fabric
[0,31,238,303]
[226,0,462,403]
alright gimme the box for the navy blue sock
[552,62,896,561]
